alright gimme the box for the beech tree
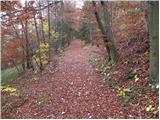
[92,1,118,64]
[148,1,159,83]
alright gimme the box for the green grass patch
[1,65,23,85]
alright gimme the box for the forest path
[13,40,126,119]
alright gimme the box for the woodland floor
[1,39,158,119]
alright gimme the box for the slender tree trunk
[34,16,43,71]
[20,22,27,71]
[48,1,51,62]
[55,6,58,32]
[39,2,46,44]
[24,20,31,69]
[92,1,118,63]
[92,1,110,57]
[148,1,159,83]
[59,1,64,48]
[11,60,20,73]
[34,17,40,45]
[22,1,34,70]
[62,2,64,47]
[101,1,118,63]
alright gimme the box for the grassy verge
[1,65,23,85]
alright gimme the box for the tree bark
[24,20,31,69]
[23,1,34,70]
[148,1,159,83]
[59,1,64,47]
[92,1,118,63]
[39,2,46,44]
[11,60,20,73]
[34,16,43,71]
[48,1,51,62]
[101,1,118,63]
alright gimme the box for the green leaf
[123,88,131,92]
[123,96,131,103]
[127,71,136,79]
[37,97,46,108]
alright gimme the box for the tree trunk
[23,1,34,70]
[48,1,51,62]
[92,1,118,63]
[39,2,46,44]
[101,1,118,63]
[11,60,20,73]
[34,16,43,71]
[24,20,31,69]
[148,1,159,83]
[59,1,64,48]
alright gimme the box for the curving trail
[13,40,126,119]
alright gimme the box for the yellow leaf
[1,85,17,92]
[156,84,159,89]
[33,55,36,58]
[36,49,40,53]
[146,107,150,112]
[153,110,158,114]
[42,60,48,65]
[150,107,156,112]
[134,75,139,82]
[146,105,154,112]
[35,57,40,62]
[10,92,19,96]
[116,88,125,96]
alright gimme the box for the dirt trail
[12,40,126,119]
